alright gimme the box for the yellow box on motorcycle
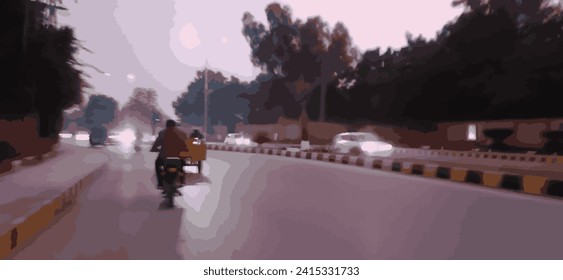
[180,137,207,162]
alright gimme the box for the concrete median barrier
[0,163,107,259]
[483,172,503,188]
[436,167,451,179]
[206,144,563,201]
[393,147,563,166]
[465,170,483,185]
[500,175,524,191]
[372,160,383,169]
[411,164,424,175]
[545,180,563,197]
[356,157,365,167]
[391,162,402,172]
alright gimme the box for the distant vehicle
[332,132,394,156]
[107,131,119,145]
[89,127,107,147]
[224,133,257,146]
[75,131,89,141]
[58,131,73,139]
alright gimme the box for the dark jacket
[151,127,188,158]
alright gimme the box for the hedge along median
[0,163,107,259]
[208,144,563,202]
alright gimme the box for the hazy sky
[58,0,463,117]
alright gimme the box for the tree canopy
[173,70,256,133]
[1,0,83,138]
[241,3,358,122]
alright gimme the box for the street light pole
[203,62,209,140]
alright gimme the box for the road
[9,142,563,259]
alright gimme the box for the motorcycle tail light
[167,167,178,172]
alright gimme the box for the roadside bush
[0,141,19,162]
[254,131,272,145]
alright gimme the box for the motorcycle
[151,135,206,208]
[159,157,184,208]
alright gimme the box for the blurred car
[58,131,73,139]
[89,127,107,147]
[224,133,257,146]
[74,131,89,141]
[332,132,394,156]
[107,131,119,145]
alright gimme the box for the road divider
[393,147,562,165]
[208,144,563,201]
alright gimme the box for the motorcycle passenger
[150,119,188,188]
[190,129,204,139]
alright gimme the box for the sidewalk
[0,143,109,259]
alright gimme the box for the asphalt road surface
[10,143,563,259]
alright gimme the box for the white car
[107,131,119,145]
[332,132,394,156]
[224,133,257,146]
[74,131,89,141]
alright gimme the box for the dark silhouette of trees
[168,0,562,135]
[173,70,228,126]
[121,88,168,131]
[80,94,118,129]
[1,0,83,139]
[241,3,358,127]
[173,70,256,133]
[328,0,562,130]
[24,24,83,137]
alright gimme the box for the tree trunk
[300,106,309,141]
[38,110,60,138]
[319,80,327,122]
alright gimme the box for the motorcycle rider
[150,119,188,188]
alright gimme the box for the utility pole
[203,60,209,140]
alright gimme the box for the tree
[81,94,118,129]
[1,0,83,131]
[121,88,168,132]
[241,3,358,140]
[173,70,228,127]
[336,0,562,129]
[174,70,256,133]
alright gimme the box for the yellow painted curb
[14,202,57,253]
[451,168,467,182]
[523,175,548,195]
[0,229,12,259]
[483,173,502,188]
[423,166,437,177]
[0,165,105,259]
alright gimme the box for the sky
[57,0,464,117]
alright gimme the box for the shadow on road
[183,173,211,185]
